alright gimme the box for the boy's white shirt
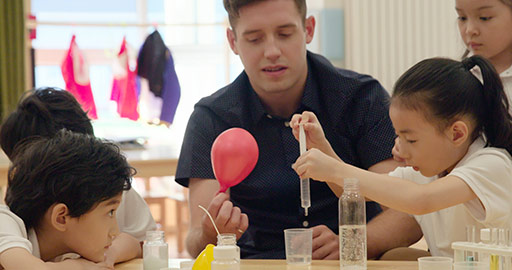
[0,205,39,258]
[501,64,512,108]
[389,137,512,257]
[0,187,156,262]
[117,188,157,241]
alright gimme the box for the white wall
[311,0,465,92]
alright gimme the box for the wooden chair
[141,177,189,255]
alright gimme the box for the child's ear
[50,203,70,232]
[447,120,469,146]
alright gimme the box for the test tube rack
[452,241,512,262]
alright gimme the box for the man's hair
[0,87,93,159]
[5,130,134,230]
[223,0,307,28]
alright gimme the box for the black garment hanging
[137,30,169,97]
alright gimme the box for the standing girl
[392,0,512,162]
[456,0,512,93]
[291,55,512,257]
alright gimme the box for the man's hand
[201,192,249,242]
[188,179,250,257]
[311,225,339,260]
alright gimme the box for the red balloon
[211,128,259,193]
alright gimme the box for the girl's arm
[290,111,345,196]
[293,148,478,215]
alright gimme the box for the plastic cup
[453,261,488,270]
[418,256,453,270]
[284,228,312,265]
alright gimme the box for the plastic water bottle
[143,230,168,270]
[339,178,367,270]
[217,233,240,261]
[211,246,240,270]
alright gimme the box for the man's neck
[252,66,308,119]
[260,91,303,119]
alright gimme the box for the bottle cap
[217,233,237,246]
[213,246,237,260]
[145,230,165,241]
[343,178,359,189]
[480,228,490,241]
[180,260,194,269]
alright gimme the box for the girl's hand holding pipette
[292,148,345,184]
[291,111,336,157]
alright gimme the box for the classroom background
[0,0,464,258]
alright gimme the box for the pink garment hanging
[111,37,139,120]
[61,35,98,119]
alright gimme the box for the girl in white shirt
[391,0,512,162]
[291,55,512,256]
[456,0,512,97]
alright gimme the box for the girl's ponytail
[463,55,512,155]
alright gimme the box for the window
[31,0,243,142]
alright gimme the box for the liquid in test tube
[299,124,311,217]
[491,228,499,270]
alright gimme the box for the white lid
[213,246,237,260]
[344,178,358,185]
[180,260,194,269]
[480,228,491,241]
[343,178,359,189]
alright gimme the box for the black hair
[223,0,307,28]
[5,130,134,230]
[0,87,93,159]
[392,55,512,155]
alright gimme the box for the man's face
[63,194,122,262]
[227,0,315,98]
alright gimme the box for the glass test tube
[466,225,476,260]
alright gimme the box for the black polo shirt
[176,51,395,258]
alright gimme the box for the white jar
[211,246,240,270]
[217,233,240,261]
[143,231,168,270]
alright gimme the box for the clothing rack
[26,20,227,29]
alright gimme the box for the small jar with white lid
[211,245,240,270]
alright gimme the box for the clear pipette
[299,124,311,216]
